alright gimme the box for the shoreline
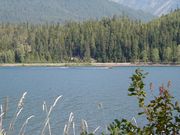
[0,63,180,67]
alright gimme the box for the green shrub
[108,69,180,135]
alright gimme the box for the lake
[0,66,180,134]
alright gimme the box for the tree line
[0,10,179,63]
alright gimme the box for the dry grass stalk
[63,112,74,135]
[9,108,23,131]
[18,92,27,109]
[0,105,4,134]
[81,119,89,134]
[18,115,34,135]
[42,101,51,135]
[150,82,154,91]
[73,122,75,135]
[93,126,100,134]
[3,97,8,118]
[41,95,62,135]
[8,92,27,133]
[0,93,102,135]
[63,124,67,135]
[167,80,171,88]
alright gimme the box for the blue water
[0,66,180,134]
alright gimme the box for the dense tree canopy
[0,10,179,63]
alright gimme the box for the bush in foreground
[107,69,180,135]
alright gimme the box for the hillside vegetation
[0,0,153,23]
[0,10,179,63]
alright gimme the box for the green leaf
[128,87,135,92]
[128,93,137,96]
[138,112,145,115]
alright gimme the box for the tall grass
[41,95,62,135]
[0,93,100,135]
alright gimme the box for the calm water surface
[0,66,180,134]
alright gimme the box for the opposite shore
[0,63,180,67]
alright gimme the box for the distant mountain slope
[111,0,180,16]
[0,0,154,23]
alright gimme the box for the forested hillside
[0,10,179,63]
[0,0,153,23]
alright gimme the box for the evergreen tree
[141,50,148,63]
[15,44,25,63]
[177,45,180,63]
[164,47,172,63]
[151,48,160,63]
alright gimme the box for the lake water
[0,66,180,134]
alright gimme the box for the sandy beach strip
[0,63,180,67]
